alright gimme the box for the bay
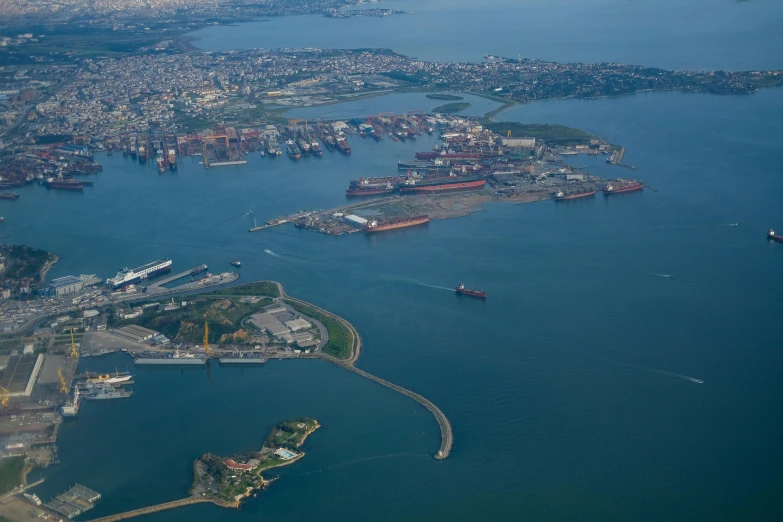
[13,85,783,521]
[188,0,783,70]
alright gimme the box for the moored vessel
[0,192,19,200]
[134,351,206,365]
[555,189,596,201]
[455,283,487,298]
[191,264,209,275]
[346,181,396,197]
[106,258,172,289]
[286,140,301,160]
[365,215,430,233]
[604,181,643,195]
[45,178,84,191]
[399,177,485,194]
[61,388,80,417]
[337,136,352,155]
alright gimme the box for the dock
[85,497,236,522]
[149,270,193,287]
[44,484,101,519]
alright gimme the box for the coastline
[38,254,59,284]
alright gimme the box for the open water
[10,0,783,520]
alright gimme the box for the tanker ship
[286,140,301,160]
[311,140,323,156]
[106,258,172,289]
[604,181,643,195]
[555,189,596,201]
[768,228,783,244]
[346,181,396,197]
[45,178,84,191]
[337,136,352,156]
[455,283,487,298]
[365,216,430,233]
[399,176,485,194]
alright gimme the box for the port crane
[57,368,68,394]
[203,322,210,355]
[70,329,79,359]
[0,386,9,407]
[287,119,308,135]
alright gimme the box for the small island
[432,102,471,114]
[191,418,319,504]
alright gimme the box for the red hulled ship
[364,216,430,233]
[455,283,487,298]
[399,177,485,194]
[604,181,643,195]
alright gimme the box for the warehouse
[0,354,44,397]
[285,318,312,332]
[114,325,158,343]
[344,214,368,227]
[249,312,289,337]
[39,275,84,297]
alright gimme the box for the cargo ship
[365,215,430,233]
[399,177,486,194]
[138,144,147,164]
[156,156,167,173]
[296,138,311,155]
[604,181,643,195]
[455,283,487,298]
[191,264,209,275]
[346,182,395,197]
[61,388,80,418]
[311,140,323,156]
[768,228,783,244]
[45,178,84,191]
[0,192,19,200]
[106,258,172,289]
[337,136,352,156]
[286,140,301,160]
[323,135,337,151]
[134,351,206,365]
[398,160,451,172]
[555,189,596,201]
[168,149,178,171]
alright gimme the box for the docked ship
[88,372,132,385]
[219,352,267,364]
[134,351,207,365]
[323,135,337,151]
[45,178,84,191]
[336,136,352,156]
[398,160,451,172]
[768,228,783,244]
[168,149,178,171]
[346,179,396,197]
[311,140,323,156]
[604,181,643,195]
[399,176,486,194]
[61,388,80,418]
[106,258,172,289]
[156,156,167,173]
[85,387,132,400]
[365,216,430,233]
[296,138,311,155]
[555,189,596,201]
[455,283,487,299]
[0,192,19,200]
[286,140,302,160]
[138,144,147,164]
[191,264,209,275]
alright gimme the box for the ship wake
[653,273,674,278]
[653,369,703,384]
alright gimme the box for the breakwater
[85,497,237,522]
[273,282,452,459]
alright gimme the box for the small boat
[455,283,487,299]
[230,260,241,267]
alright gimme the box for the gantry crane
[70,329,79,359]
[0,386,9,407]
[203,322,210,355]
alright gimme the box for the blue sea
[12,1,783,520]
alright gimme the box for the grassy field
[482,120,597,145]
[426,93,464,101]
[432,102,471,114]
[0,457,25,495]
[283,300,353,360]
[209,281,280,298]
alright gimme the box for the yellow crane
[0,386,9,408]
[70,329,79,359]
[57,368,68,394]
[203,322,210,355]
[507,130,512,138]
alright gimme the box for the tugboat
[455,283,487,299]
[230,260,241,267]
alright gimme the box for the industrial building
[285,318,312,332]
[0,354,44,396]
[113,325,158,343]
[344,214,368,227]
[501,137,536,148]
[39,275,84,297]
[249,313,289,337]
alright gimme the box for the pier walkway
[149,270,192,287]
[86,497,236,522]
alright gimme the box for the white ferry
[106,259,172,289]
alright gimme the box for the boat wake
[415,282,455,292]
[263,249,283,258]
[294,453,430,477]
[220,210,253,224]
[654,369,703,384]
[653,273,674,278]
